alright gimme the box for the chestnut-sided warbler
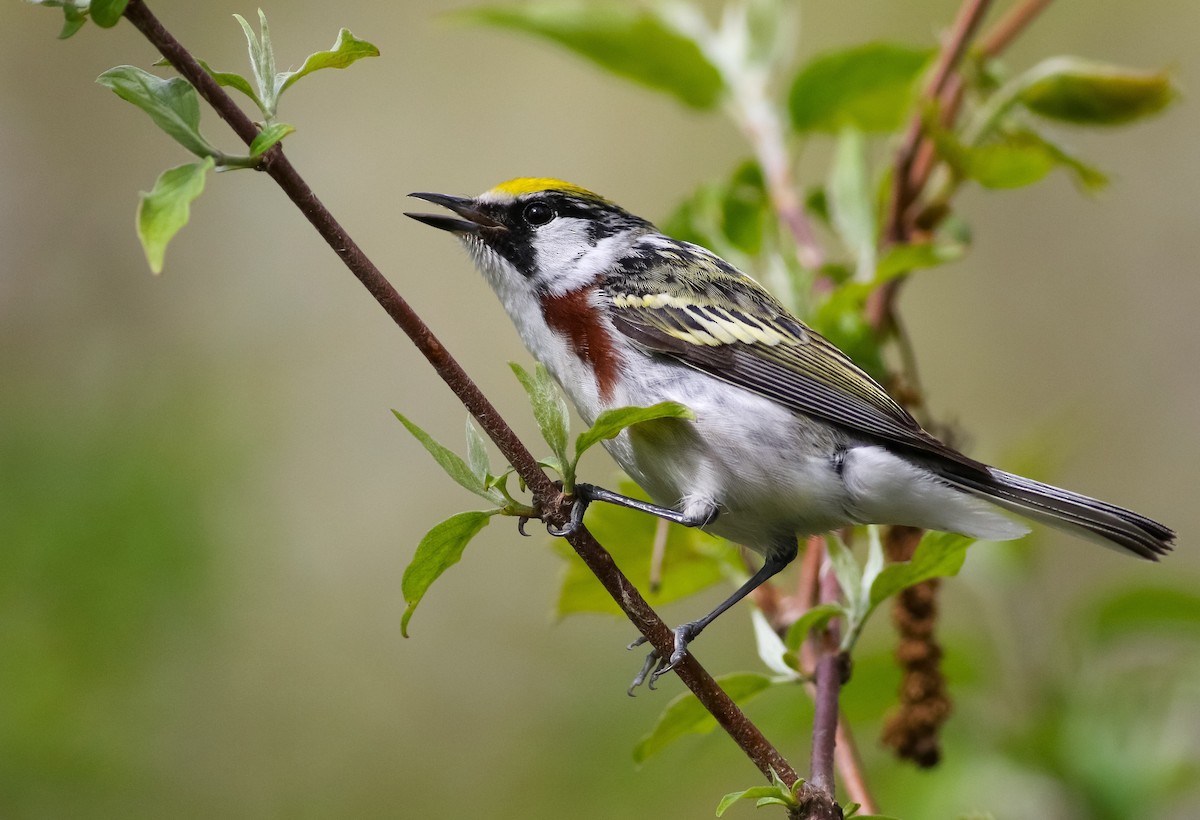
[407,178,1174,688]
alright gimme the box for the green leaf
[249,121,295,157]
[510,362,571,469]
[721,161,769,255]
[1019,57,1176,126]
[962,134,1058,189]
[868,530,974,608]
[195,59,263,112]
[392,411,503,505]
[89,0,128,27]
[461,2,724,110]
[575,402,695,461]
[634,672,775,763]
[464,418,491,485]
[96,66,219,158]
[554,483,731,617]
[276,28,380,97]
[789,42,933,133]
[875,239,966,280]
[401,511,494,637]
[828,128,876,281]
[716,786,794,817]
[235,11,277,117]
[782,602,846,652]
[825,534,863,611]
[1015,128,1110,192]
[136,158,214,274]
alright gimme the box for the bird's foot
[545,483,594,537]
[626,621,703,695]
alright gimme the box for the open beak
[405,192,504,234]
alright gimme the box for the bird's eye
[522,202,555,227]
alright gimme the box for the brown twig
[798,557,847,820]
[119,0,800,791]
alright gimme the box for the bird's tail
[941,467,1174,561]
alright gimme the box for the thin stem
[119,0,801,791]
[980,0,1055,57]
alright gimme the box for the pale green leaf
[249,121,295,157]
[825,534,863,612]
[465,418,490,484]
[401,511,494,636]
[575,402,695,461]
[136,158,214,274]
[393,411,502,504]
[715,786,794,817]
[510,362,571,466]
[875,240,966,280]
[461,2,723,109]
[194,59,262,109]
[782,602,845,652]
[276,28,381,96]
[96,66,218,158]
[963,136,1057,189]
[868,530,974,607]
[1019,57,1177,126]
[789,42,933,133]
[828,128,876,281]
[634,672,775,763]
[89,0,128,27]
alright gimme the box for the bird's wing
[605,264,988,476]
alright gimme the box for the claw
[517,516,532,537]
[626,623,701,692]
[545,488,590,537]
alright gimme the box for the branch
[119,0,800,791]
[798,556,848,820]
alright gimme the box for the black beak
[405,192,504,234]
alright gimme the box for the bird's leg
[627,539,798,693]
[546,482,718,537]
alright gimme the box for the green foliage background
[2,1,1199,818]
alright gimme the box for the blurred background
[2,1,1198,817]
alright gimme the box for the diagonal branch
[120,0,800,792]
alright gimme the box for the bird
[405,177,1174,689]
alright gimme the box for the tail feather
[941,468,1174,561]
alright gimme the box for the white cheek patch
[533,219,626,296]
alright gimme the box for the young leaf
[460,3,724,110]
[1019,57,1176,126]
[249,122,296,158]
[782,602,845,652]
[194,59,262,110]
[827,128,876,281]
[868,531,974,608]
[574,402,695,461]
[96,66,219,158]
[136,158,214,274]
[89,0,128,28]
[510,362,570,468]
[961,135,1058,189]
[633,672,775,763]
[825,534,863,614]
[235,11,278,117]
[464,418,491,484]
[393,411,503,505]
[276,28,381,97]
[875,239,966,280]
[789,42,933,133]
[715,785,795,817]
[401,510,495,637]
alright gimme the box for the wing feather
[606,267,989,477]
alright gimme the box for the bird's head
[405,178,653,298]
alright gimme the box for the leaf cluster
[77,7,378,271]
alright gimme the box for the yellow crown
[488,177,607,201]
